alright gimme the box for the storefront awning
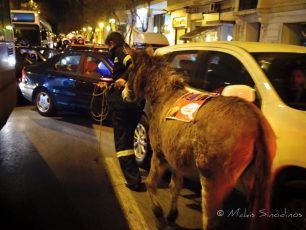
[179,25,219,40]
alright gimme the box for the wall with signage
[168,9,188,45]
[173,16,187,28]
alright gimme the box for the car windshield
[252,52,306,111]
[14,24,41,46]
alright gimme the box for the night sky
[11,0,88,33]
[11,0,128,34]
[39,0,86,33]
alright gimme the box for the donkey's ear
[129,49,140,63]
[145,46,154,56]
[171,76,186,90]
[127,47,135,56]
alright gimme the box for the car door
[73,54,112,111]
[45,53,82,109]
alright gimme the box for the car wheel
[35,89,56,116]
[134,115,152,170]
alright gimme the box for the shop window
[239,0,258,11]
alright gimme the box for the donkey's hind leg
[146,152,168,228]
[167,170,183,224]
[200,175,234,230]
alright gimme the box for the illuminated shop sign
[173,17,187,28]
[11,13,35,22]
[203,13,220,22]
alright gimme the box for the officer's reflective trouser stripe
[123,55,132,66]
[116,149,134,158]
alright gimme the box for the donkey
[122,51,276,229]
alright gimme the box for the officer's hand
[96,82,108,89]
[114,78,126,89]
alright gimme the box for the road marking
[104,157,151,230]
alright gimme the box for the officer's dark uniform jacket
[108,45,132,106]
[108,44,142,187]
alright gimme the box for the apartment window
[153,14,165,33]
[239,0,258,11]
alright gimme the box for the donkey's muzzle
[122,86,136,103]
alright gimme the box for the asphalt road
[0,104,204,230]
[0,105,130,230]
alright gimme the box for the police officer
[105,32,142,190]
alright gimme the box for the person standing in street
[104,32,142,190]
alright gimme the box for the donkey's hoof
[153,205,164,219]
[153,206,166,229]
[156,220,167,230]
[156,217,167,230]
[166,209,178,224]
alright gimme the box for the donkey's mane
[133,52,186,101]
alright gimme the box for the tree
[39,0,85,33]
[11,0,152,36]
[10,0,25,9]
[83,0,152,43]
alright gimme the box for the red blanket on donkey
[166,92,219,122]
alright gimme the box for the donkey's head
[122,50,185,103]
[122,51,154,103]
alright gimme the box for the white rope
[90,84,111,123]
[90,83,113,155]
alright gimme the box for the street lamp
[5,25,13,30]
[99,22,104,29]
[28,0,39,11]
[97,22,105,44]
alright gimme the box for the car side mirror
[97,61,111,77]
[221,85,256,102]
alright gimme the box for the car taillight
[21,67,27,83]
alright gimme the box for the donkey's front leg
[167,170,183,225]
[146,152,168,229]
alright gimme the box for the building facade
[119,0,306,46]
[166,0,236,45]
[235,0,306,45]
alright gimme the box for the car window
[200,52,255,92]
[168,50,200,83]
[54,55,81,73]
[83,56,100,78]
[97,60,112,77]
[40,49,58,59]
[252,52,306,110]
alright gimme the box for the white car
[134,42,306,228]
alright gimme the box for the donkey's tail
[249,104,276,216]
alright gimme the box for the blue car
[19,51,113,117]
